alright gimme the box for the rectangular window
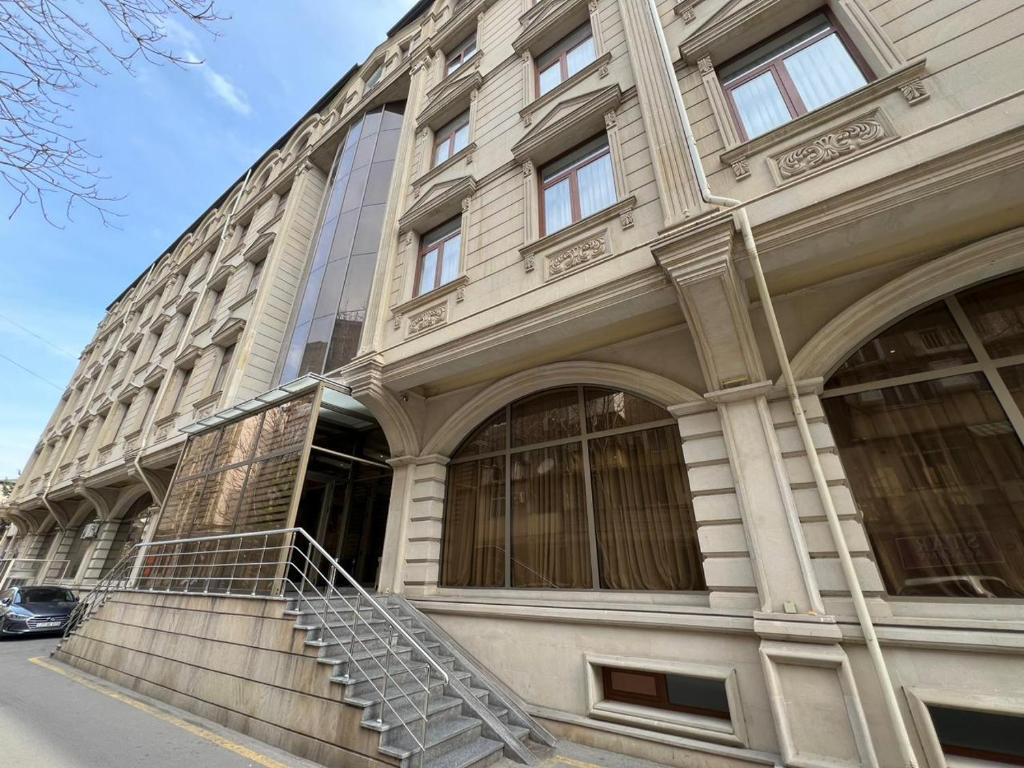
[602,667,731,720]
[928,705,1024,765]
[433,112,471,166]
[212,343,235,394]
[446,35,477,75]
[206,288,223,323]
[247,259,265,296]
[416,218,462,296]
[540,135,616,235]
[719,11,870,140]
[536,23,596,97]
[171,368,193,414]
[364,65,383,91]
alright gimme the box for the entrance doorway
[293,418,391,589]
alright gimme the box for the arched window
[65,513,97,579]
[823,272,1024,599]
[440,386,704,591]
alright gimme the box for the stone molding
[399,175,477,233]
[790,227,1024,381]
[719,59,926,171]
[519,53,612,127]
[511,85,623,163]
[546,231,608,278]
[769,108,896,184]
[422,360,701,456]
[407,303,448,336]
[417,70,483,129]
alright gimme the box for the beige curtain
[589,426,703,590]
[510,444,591,588]
[441,458,505,587]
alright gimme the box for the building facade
[4,0,1024,765]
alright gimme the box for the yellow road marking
[552,757,604,768]
[29,657,292,768]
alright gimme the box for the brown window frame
[719,10,873,141]
[414,219,462,297]
[601,667,731,721]
[433,112,471,167]
[539,135,614,236]
[446,35,477,75]
[535,24,595,97]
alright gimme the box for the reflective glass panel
[959,272,1024,358]
[824,375,1024,598]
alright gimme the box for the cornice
[211,316,246,346]
[428,0,496,56]
[520,52,612,126]
[512,84,623,163]
[679,0,779,61]
[513,0,591,54]
[399,176,478,233]
[243,230,276,262]
[410,142,477,193]
[382,266,672,387]
[425,49,483,102]
[418,70,482,129]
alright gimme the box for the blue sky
[0,1,416,478]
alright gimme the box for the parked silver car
[0,586,77,637]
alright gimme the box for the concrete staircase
[286,591,554,768]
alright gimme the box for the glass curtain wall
[145,391,317,593]
[823,271,1024,598]
[279,102,406,382]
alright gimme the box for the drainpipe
[647,4,918,765]
[38,262,156,570]
[131,169,253,508]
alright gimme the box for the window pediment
[681,0,819,63]
[210,317,245,347]
[514,0,591,55]
[399,175,477,234]
[419,70,483,130]
[243,231,275,262]
[512,85,622,165]
[174,345,201,369]
[429,0,494,56]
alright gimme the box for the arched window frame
[822,271,1024,599]
[440,384,705,592]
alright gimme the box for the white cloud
[164,17,251,116]
[201,67,252,115]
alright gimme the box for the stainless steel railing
[62,528,449,766]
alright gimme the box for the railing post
[378,623,393,726]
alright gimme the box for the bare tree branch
[0,0,224,226]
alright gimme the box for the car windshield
[20,588,74,603]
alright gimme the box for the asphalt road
[0,634,320,768]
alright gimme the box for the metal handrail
[60,527,451,766]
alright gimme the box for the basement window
[928,705,1024,766]
[601,667,731,720]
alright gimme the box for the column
[653,220,881,768]
[615,0,709,228]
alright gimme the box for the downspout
[131,169,253,508]
[39,262,156,562]
[649,4,918,765]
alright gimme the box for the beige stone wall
[57,591,397,768]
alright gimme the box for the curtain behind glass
[511,444,591,588]
[577,154,616,219]
[544,179,572,233]
[589,426,704,590]
[442,458,505,587]
[731,72,790,138]
[785,34,866,112]
[824,374,1024,598]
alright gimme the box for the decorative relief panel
[546,231,608,279]
[408,304,448,336]
[770,110,895,184]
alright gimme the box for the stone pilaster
[615,0,709,228]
